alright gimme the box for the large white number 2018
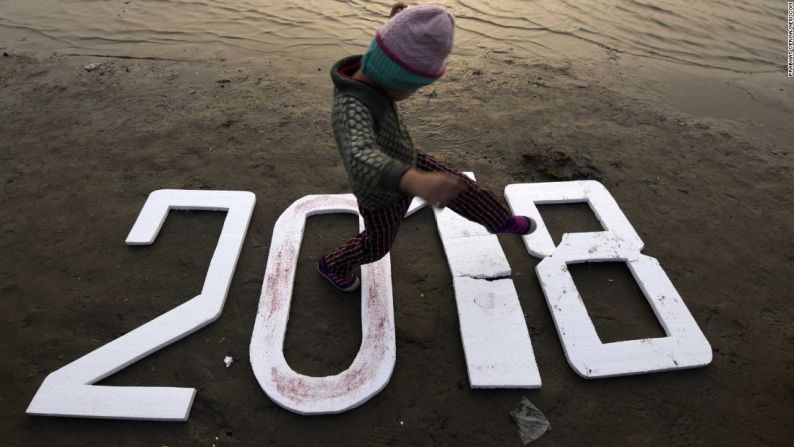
[26,180,711,420]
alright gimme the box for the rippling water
[0,0,784,72]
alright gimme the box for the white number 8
[504,180,712,378]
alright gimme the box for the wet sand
[1,47,792,446]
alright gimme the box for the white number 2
[504,180,712,378]
[26,190,255,420]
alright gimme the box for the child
[319,3,536,291]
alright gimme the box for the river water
[0,0,785,73]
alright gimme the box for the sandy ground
[1,50,792,446]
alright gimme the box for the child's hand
[399,168,467,207]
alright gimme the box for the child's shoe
[317,256,361,292]
[496,216,537,235]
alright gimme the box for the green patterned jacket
[330,55,417,210]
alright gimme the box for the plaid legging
[323,152,512,275]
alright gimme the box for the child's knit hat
[362,4,455,92]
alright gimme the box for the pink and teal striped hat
[362,4,455,92]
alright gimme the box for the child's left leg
[416,152,531,234]
[318,194,412,291]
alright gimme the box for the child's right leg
[415,152,534,234]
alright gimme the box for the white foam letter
[505,180,711,378]
[250,194,396,414]
[432,173,541,388]
[27,190,255,420]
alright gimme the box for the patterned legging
[323,152,512,275]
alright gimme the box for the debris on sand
[510,397,551,444]
[520,150,603,182]
[84,63,101,72]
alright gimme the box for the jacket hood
[331,55,393,127]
